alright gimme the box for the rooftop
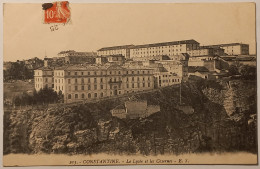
[204,43,249,48]
[36,66,54,71]
[98,45,135,51]
[54,63,154,71]
[97,39,199,51]
[188,66,209,73]
[132,39,199,49]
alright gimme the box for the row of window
[68,77,102,84]
[66,82,152,92]
[65,70,152,76]
[126,82,151,88]
[66,76,152,84]
[36,77,54,83]
[134,49,182,55]
[132,45,183,51]
[68,84,103,91]
[68,93,102,99]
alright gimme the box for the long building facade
[97,45,134,59]
[53,64,154,103]
[204,43,249,55]
[129,39,200,59]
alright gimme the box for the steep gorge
[3,79,257,155]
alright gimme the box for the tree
[13,87,60,106]
[240,65,256,80]
[228,64,240,76]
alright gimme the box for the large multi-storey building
[204,43,249,55]
[130,39,200,59]
[53,64,154,103]
[58,50,97,64]
[97,45,134,59]
[34,67,54,91]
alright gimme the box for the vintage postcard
[2,1,258,167]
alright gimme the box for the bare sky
[4,3,256,62]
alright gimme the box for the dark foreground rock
[3,79,257,155]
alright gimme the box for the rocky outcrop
[4,79,257,155]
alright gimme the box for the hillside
[3,79,257,155]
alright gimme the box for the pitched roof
[220,56,256,62]
[98,45,135,51]
[204,43,249,48]
[188,66,209,73]
[98,40,200,51]
[132,39,199,49]
[36,66,54,71]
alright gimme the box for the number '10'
[46,10,55,19]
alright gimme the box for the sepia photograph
[2,0,258,166]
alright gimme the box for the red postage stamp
[42,1,70,24]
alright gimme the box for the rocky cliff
[4,79,257,155]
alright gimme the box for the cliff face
[4,79,257,155]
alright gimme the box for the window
[88,78,91,83]
[100,78,103,82]
[81,72,84,75]
[68,72,71,76]
[94,85,97,90]
[88,93,91,98]
[132,77,134,81]
[88,72,90,75]
[81,93,85,98]
[132,83,134,88]
[75,94,78,99]
[75,78,78,83]
[148,83,150,87]
[100,93,103,97]
[94,93,97,98]
[81,78,84,83]
[81,86,84,90]
[68,79,71,84]
[68,94,71,99]
[75,72,77,76]
[118,71,121,74]
[94,78,97,83]
[88,85,91,90]
[127,84,129,88]
[75,86,78,91]
[100,85,103,89]
[143,83,145,87]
